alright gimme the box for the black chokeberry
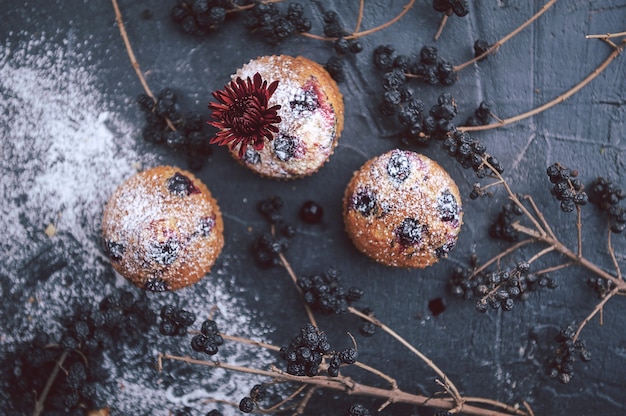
[300,200,324,224]
[239,396,255,413]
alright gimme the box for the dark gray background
[2,0,625,415]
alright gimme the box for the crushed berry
[167,172,199,196]
[290,88,319,113]
[396,218,425,246]
[105,240,125,261]
[273,134,298,161]
[351,188,378,216]
[386,150,411,182]
[437,190,459,221]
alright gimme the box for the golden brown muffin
[230,55,344,179]
[101,166,224,291]
[343,149,463,268]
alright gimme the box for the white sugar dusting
[0,31,274,415]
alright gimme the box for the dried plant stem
[523,195,557,240]
[160,354,528,416]
[261,384,308,413]
[460,38,625,132]
[469,239,536,280]
[354,0,365,33]
[572,286,620,343]
[455,0,559,71]
[221,333,280,351]
[32,350,69,416]
[511,222,625,292]
[586,31,626,39]
[277,251,318,328]
[293,386,316,415]
[532,261,575,276]
[301,0,416,40]
[608,229,623,281]
[111,0,176,131]
[348,307,464,407]
[434,14,448,41]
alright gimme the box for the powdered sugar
[0,31,273,415]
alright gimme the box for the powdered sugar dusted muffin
[230,55,344,179]
[343,149,463,268]
[102,166,224,291]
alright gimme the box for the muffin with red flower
[343,149,463,268]
[102,166,224,291]
[209,55,344,179]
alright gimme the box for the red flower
[208,72,282,158]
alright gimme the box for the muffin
[343,149,463,268]
[101,166,224,291]
[218,55,344,179]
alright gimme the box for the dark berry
[396,218,425,246]
[387,150,411,182]
[239,396,255,413]
[300,200,324,224]
[351,188,378,216]
[167,172,199,197]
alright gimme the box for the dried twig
[455,0,559,71]
[460,39,625,132]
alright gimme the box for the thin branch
[527,245,556,265]
[277,251,318,328]
[354,0,365,34]
[221,333,280,352]
[532,261,575,276]
[160,354,528,416]
[353,361,399,389]
[523,195,557,241]
[469,238,536,280]
[512,223,626,290]
[434,14,448,41]
[459,39,625,132]
[572,285,620,343]
[293,386,316,416]
[586,31,626,39]
[261,384,307,413]
[111,0,176,131]
[32,350,69,416]
[607,228,622,281]
[348,307,464,407]
[455,0,559,71]
[300,0,416,41]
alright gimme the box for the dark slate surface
[1,1,625,415]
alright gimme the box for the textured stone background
[2,0,625,415]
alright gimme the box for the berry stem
[608,228,623,281]
[111,0,177,132]
[354,0,365,34]
[512,222,625,291]
[260,384,308,413]
[277,250,319,329]
[522,194,557,241]
[572,285,620,343]
[433,14,448,41]
[586,31,626,39]
[468,239,536,281]
[221,333,281,351]
[532,261,575,276]
[300,0,416,41]
[32,350,68,416]
[459,38,626,132]
[160,352,528,415]
[347,306,465,408]
[454,0,559,72]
